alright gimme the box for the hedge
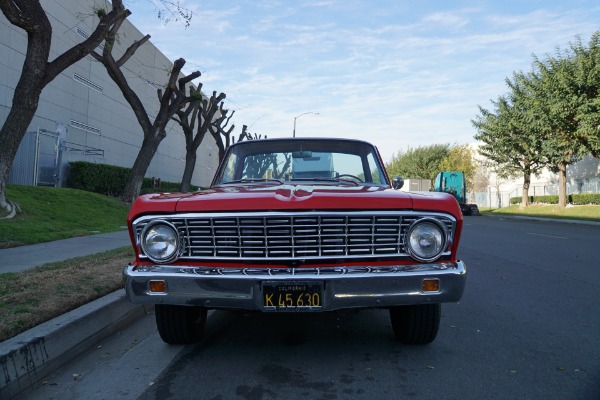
[67,161,198,197]
[510,193,600,205]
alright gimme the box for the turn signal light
[148,280,167,293]
[422,279,440,292]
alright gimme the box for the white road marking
[527,232,568,239]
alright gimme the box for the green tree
[473,71,547,208]
[474,32,600,209]
[386,144,450,182]
[529,33,600,207]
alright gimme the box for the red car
[123,138,466,345]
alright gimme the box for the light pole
[292,111,319,137]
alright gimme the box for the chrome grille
[134,211,455,261]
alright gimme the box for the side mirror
[392,176,404,190]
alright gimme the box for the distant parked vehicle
[433,171,480,216]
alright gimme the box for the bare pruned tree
[172,88,226,192]
[90,20,200,202]
[210,116,263,163]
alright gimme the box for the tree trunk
[180,152,197,192]
[0,89,43,211]
[520,168,531,209]
[122,133,164,203]
[557,161,568,208]
[0,2,51,212]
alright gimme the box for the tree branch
[45,1,130,85]
[117,34,151,67]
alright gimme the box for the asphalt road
[24,216,600,400]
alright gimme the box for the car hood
[129,184,461,217]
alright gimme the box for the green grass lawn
[483,204,600,222]
[0,184,130,247]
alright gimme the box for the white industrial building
[1,0,219,189]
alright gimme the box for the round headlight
[406,218,447,262]
[140,221,181,263]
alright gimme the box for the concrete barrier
[0,289,150,400]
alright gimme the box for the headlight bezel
[140,220,182,264]
[406,217,448,262]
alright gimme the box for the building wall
[1,0,218,188]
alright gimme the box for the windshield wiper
[220,178,284,185]
[291,177,360,186]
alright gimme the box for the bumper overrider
[123,261,467,311]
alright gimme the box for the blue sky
[124,0,600,163]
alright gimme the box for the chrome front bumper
[123,261,467,311]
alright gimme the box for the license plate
[263,281,323,311]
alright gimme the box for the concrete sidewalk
[0,230,146,399]
[0,230,131,273]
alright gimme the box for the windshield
[213,139,388,186]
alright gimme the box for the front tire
[389,303,441,345]
[155,304,207,344]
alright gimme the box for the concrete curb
[0,289,150,400]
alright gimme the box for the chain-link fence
[9,130,58,186]
[9,127,105,188]
[8,131,38,186]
